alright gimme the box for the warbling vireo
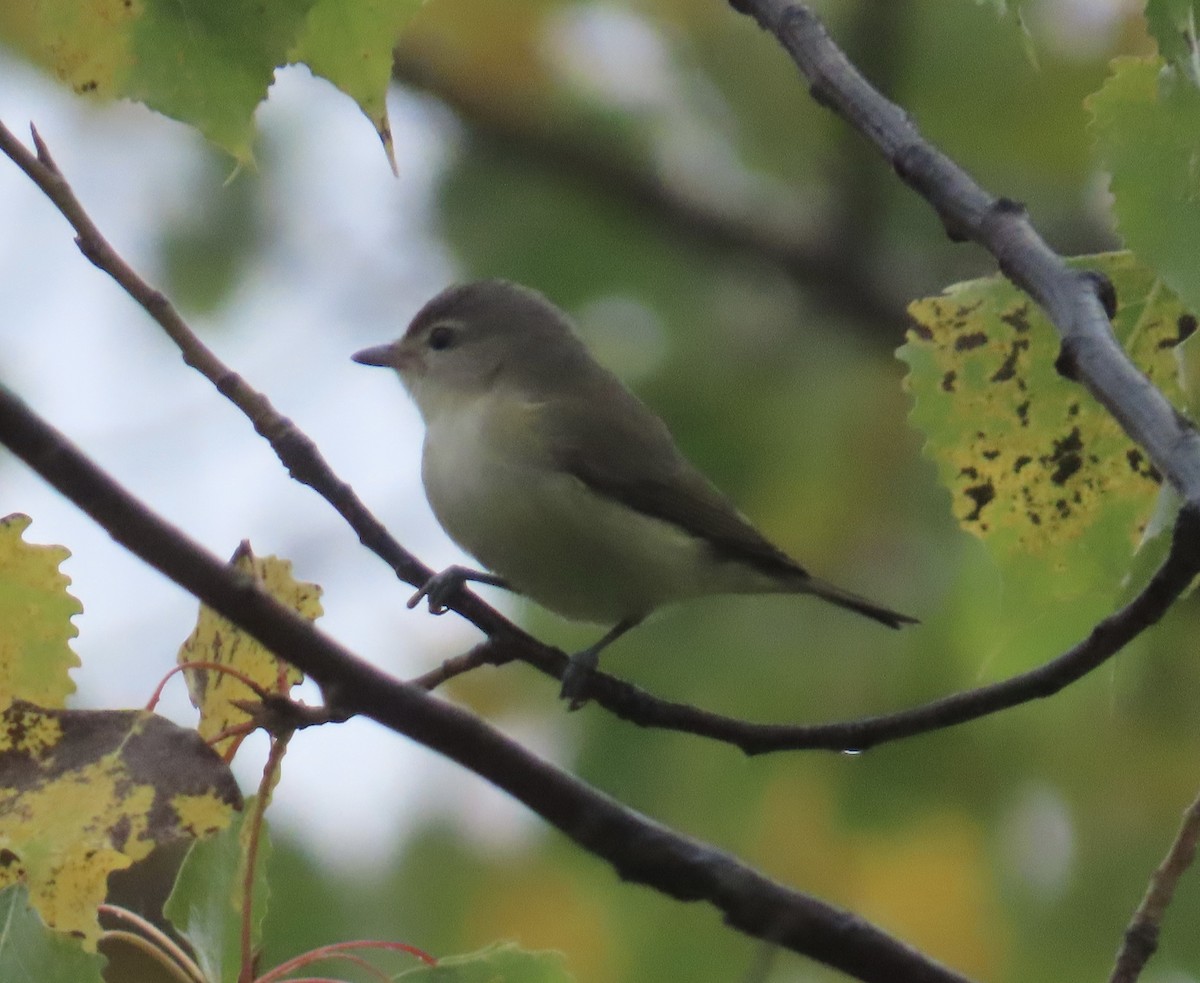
[353,280,915,706]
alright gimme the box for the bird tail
[800,575,918,629]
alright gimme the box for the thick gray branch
[729,0,1200,504]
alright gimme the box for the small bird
[353,280,915,706]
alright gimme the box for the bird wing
[541,385,808,581]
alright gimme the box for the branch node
[992,196,1027,218]
[1121,922,1159,966]
[213,369,244,400]
[890,142,923,186]
[75,234,102,267]
[1054,341,1080,382]
[1081,269,1119,321]
[29,124,55,170]
[808,82,836,112]
[143,288,173,318]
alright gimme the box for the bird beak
[352,342,399,368]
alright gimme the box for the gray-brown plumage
[354,280,915,702]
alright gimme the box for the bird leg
[560,617,643,710]
[408,565,511,615]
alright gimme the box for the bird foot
[559,649,600,711]
[408,566,469,615]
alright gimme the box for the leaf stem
[99,904,206,983]
[146,660,271,712]
[255,939,437,982]
[239,735,291,983]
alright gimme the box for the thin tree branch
[570,509,1200,752]
[406,640,506,690]
[0,382,973,983]
[1110,787,1200,983]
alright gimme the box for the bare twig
[407,639,510,690]
[146,660,270,712]
[1110,788,1200,983]
[255,940,436,983]
[0,383,973,983]
[576,507,1200,752]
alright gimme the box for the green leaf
[290,0,425,171]
[0,885,106,983]
[1088,55,1200,316]
[900,251,1194,605]
[398,942,575,982]
[0,514,81,711]
[0,0,420,166]
[0,704,241,948]
[1144,0,1200,85]
[126,0,316,165]
[165,798,270,983]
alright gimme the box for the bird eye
[428,325,457,351]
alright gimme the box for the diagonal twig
[573,506,1200,752]
[1110,787,1200,983]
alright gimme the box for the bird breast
[419,390,716,623]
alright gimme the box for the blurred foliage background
[7,0,1200,980]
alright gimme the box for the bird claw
[407,570,462,615]
[559,649,600,711]
[409,565,509,615]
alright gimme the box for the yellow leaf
[0,703,241,948]
[900,252,1194,605]
[178,541,320,755]
[0,514,81,712]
